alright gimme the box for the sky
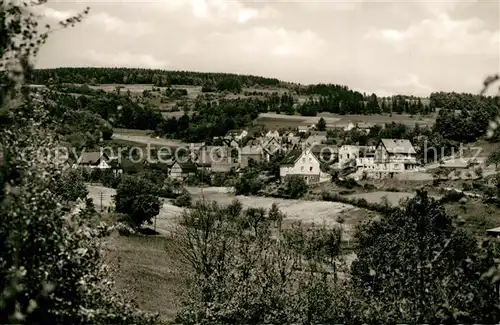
[34,0,499,96]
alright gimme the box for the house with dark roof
[73,151,111,169]
[279,148,322,184]
[374,139,418,177]
[170,160,198,181]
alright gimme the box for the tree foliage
[352,190,500,323]
[114,175,161,227]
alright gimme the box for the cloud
[296,1,361,12]
[385,74,433,96]
[158,0,279,25]
[34,1,500,95]
[36,6,152,37]
[365,13,499,56]
[89,12,153,37]
[85,50,169,69]
[205,27,328,59]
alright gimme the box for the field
[256,112,436,129]
[112,129,187,148]
[88,185,370,240]
[346,191,441,207]
[104,233,186,323]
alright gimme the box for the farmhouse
[170,160,197,181]
[73,152,111,169]
[240,145,263,168]
[279,148,321,184]
[374,138,418,177]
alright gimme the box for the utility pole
[99,191,103,212]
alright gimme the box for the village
[74,120,429,184]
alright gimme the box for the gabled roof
[173,160,198,173]
[78,152,109,164]
[379,139,416,155]
[280,149,303,166]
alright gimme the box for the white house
[73,152,111,169]
[338,145,360,169]
[374,138,418,178]
[356,146,376,170]
[279,148,321,184]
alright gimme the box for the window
[301,166,304,171]
[310,166,313,171]
[309,157,312,162]
[302,157,305,162]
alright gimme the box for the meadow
[255,112,436,129]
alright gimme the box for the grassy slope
[104,233,188,323]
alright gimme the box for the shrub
[439,190,465,203]
[174,191,192,208]
[53,168,88,202]
[335,178,359,189]
[283,175,308,199]
[462,182,473,191]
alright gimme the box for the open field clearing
[89,185,367,240]
[186,186,364,239]
[87,185,183,234]
[112,133,186,148]
[256,112,435,129]
[113,128,151,136]
[346,191,442,207]
[104,233,186,323]
[256,113,341,128]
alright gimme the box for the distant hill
[28,67,283,88]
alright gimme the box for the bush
[174,201,351,324]
[439,190,465,203]
[283,175,308,199]
[101,169,121,188]
[174,192,192,208]
[335,178,359,189]
[53,168,88,201]
[462,182,473,191]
